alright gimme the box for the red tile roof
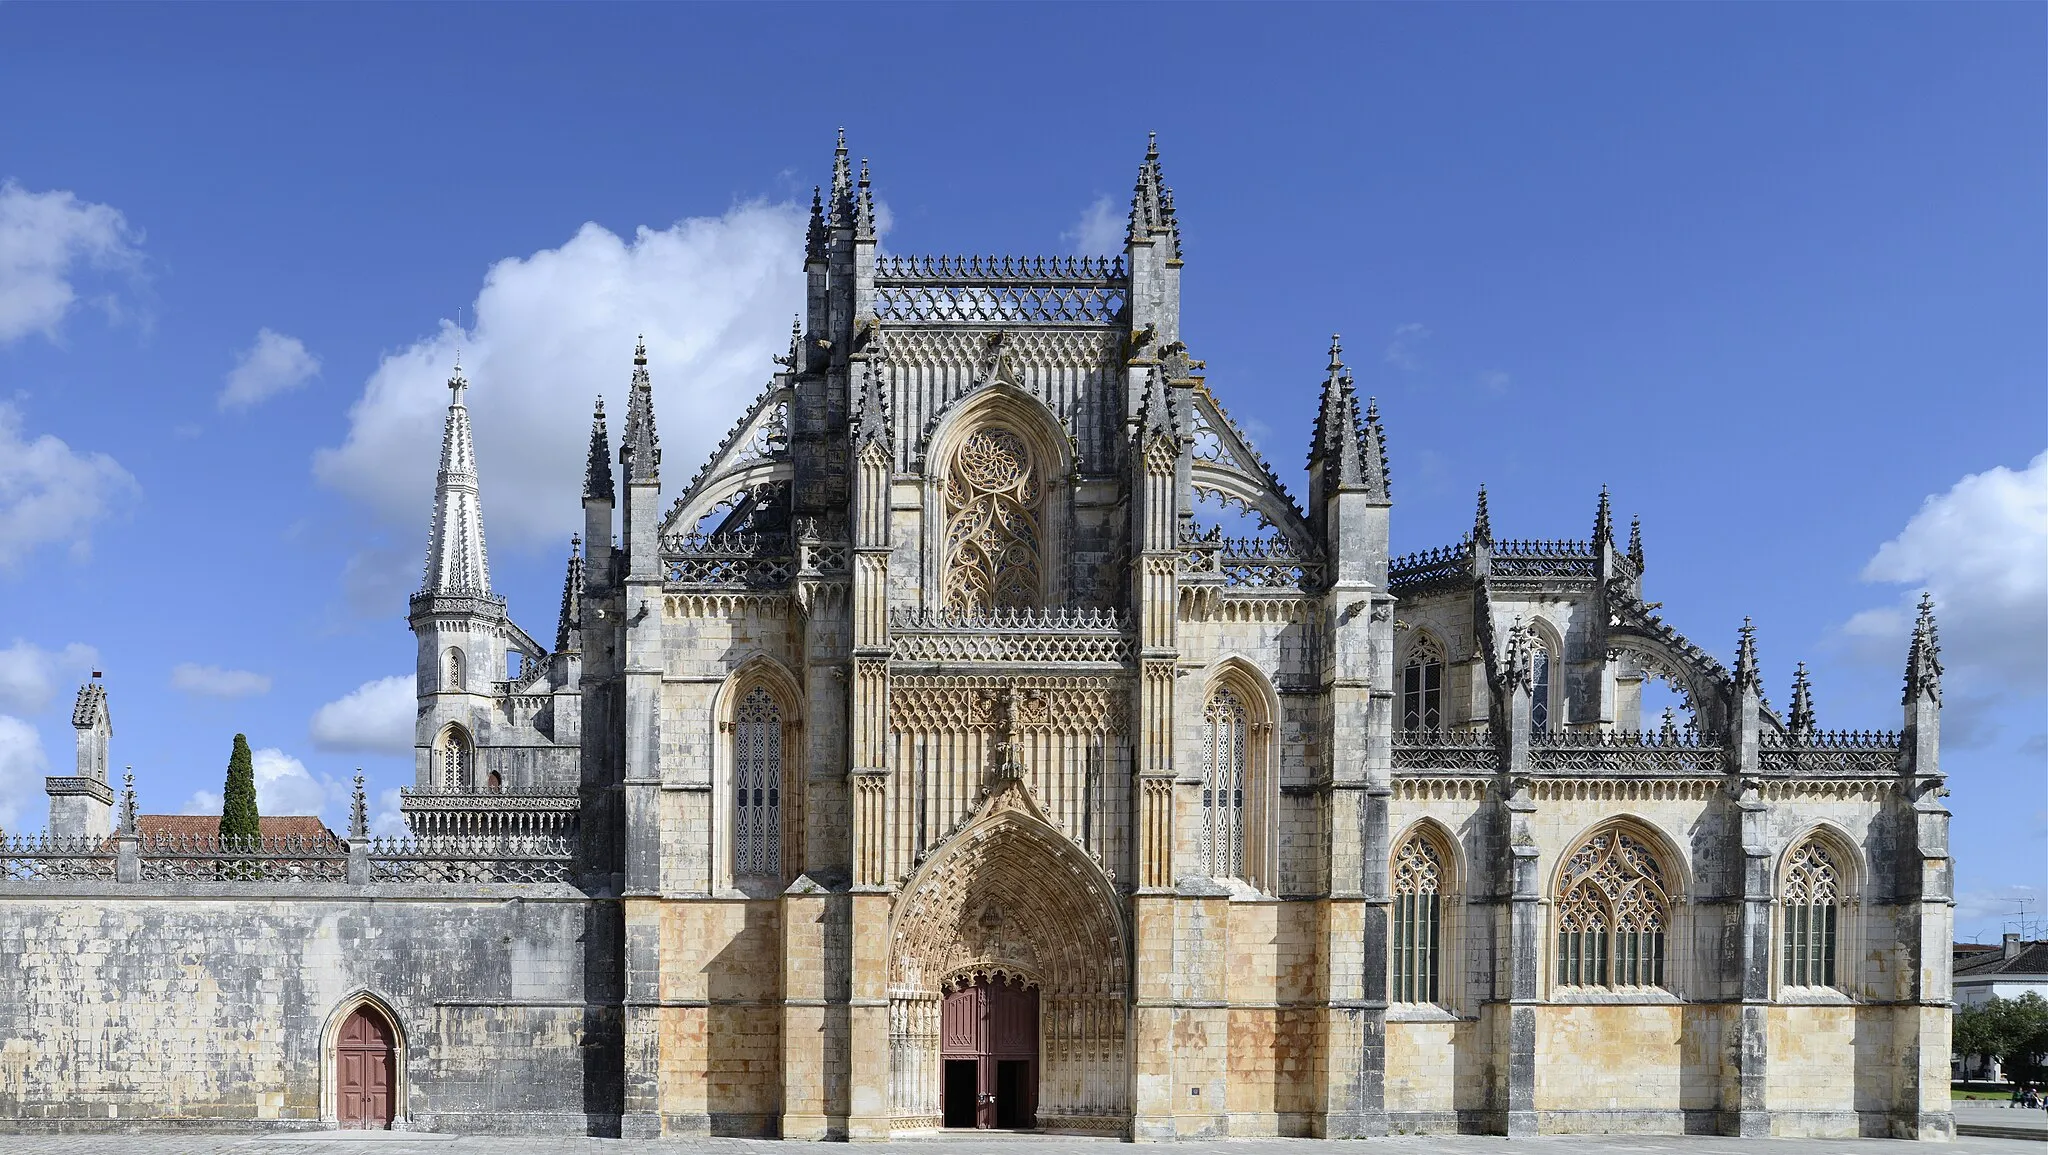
[137,814,337,843]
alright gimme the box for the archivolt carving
[887,786,1129,1131]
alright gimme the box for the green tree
[1954,993,2048,1086]
[219,733,260,843]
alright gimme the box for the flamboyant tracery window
[1392,833,1447,1004]
[1556,828,1670,989]
[1402,635,1446,731]
[1782,840,1841,989]
[1529,639,1553,733]
[1200,688,1249,880]
[732,685,783,877]
[438,726,473,791]
[942,427,1043,614]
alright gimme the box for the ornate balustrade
[0,833,114,881]
[1760,730,1903,776]
[1179,531,1324,591]
[398,787,581,839]
[1491,539,1597,582]
[365,835,575,884]
[888,606,1131,664]
[1388,543,1473,595]
[1393,730,1499,772]
[661,530,794,588]
[873,254,1128,325]
[139,833,348,882]
[1530,729,1725,775]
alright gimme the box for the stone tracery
[1556,829,1670,989]
[942,427,1043,614]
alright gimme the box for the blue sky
[0,4,2040,940]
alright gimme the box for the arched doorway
[941,974,1039,1129]
[335,1005,396,1129]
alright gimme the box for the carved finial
[1594,485,1613,547]
[119,770,137,836]
[1327,334,1343,374]
[830,128,853,226]
[556,538,585,654]
[620,340,660,482]
[1136,366,1176,441]
[1628,515,1644,571]
[854,158,876,237]
[583,396,614,503]
[805,186,827,262]
[1473,485,1493,546]
[1361,395,1389,501]
[1904,592,1943,704]
[1659,706,1680,742]
[447,356,468,402]
[853,362,891,451]
[1734,617,1762,693]
[348,773,368,840]
[1788,662,1816,737]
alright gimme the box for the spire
[1733,617,1762,693]
[583,397,614,503]
[1628,515,1645,572]
[1308,334,1368,492]
[854,158,876,239]
[1788,662,1816,737]
[422,359,492,594]
[1593,485,1613,548]
[620,337,660,484]
[830,128,854,228]
[805,186,827,263]
[1904,593,1942,704]
[1126,132,1181,257]
[1361,394,1390,501]
[853,362,891,451]
[1473,485,1493,546]
[555,536,584,654]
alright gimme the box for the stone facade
[0,133,1952,1141]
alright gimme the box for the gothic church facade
[0,135,1953,1141]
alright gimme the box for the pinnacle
[1594,485,1613,545]
[1327,334,1343,374]
[1473,485,1492,545]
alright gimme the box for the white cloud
[179,746,339,819]
[1384,322,1430,371]
[219,328,320,411]
[0,715,47,833]
[169,662,272,699]
[0,641,98,714]
[0,403,138,569]
[314,203,807,554]
[1844,451,2048,696]
[1062,195,1123,257]
[0,181,144,345]
[309,674,415,755]
[1956,884,2044,939]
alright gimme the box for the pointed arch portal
[887,786,1127,1134]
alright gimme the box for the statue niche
[942,427,1043,614]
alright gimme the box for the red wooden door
[337,1007,395,1129]
[939,979,1038,1129]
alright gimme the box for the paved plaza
[0,1125,2042,1155]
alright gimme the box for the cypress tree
[220,733,260,843]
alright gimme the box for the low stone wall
[0,882,618,1134]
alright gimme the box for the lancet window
[445,647,465,693]
[1401,635,1446,732]
[732,685,784,877]
[941,427,1043,614]
[438,726,473,791]
[1556,828,1670,989]
[1392,833,1447,1004]
[1199,688,1249,881]
[1782,840,1841,989]
[1529,639,1553,733]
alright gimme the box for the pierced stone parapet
[1759,730,1904,776]
[1389,543,1474,595]
[1178,528,1325,591]
[874,255,1128,325]
[0,833,115,881]
[398,787,580,840]
[138,833,348,882]
[1529,729,1725,775]
[1393,730,1500,773]
[661,530,794,588]
[365,835,574,884]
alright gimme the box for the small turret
[48,676,114,839]
[1306,335,1369,519]
[1125,133,1185,346]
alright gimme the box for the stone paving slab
[0,1135,2041,1155]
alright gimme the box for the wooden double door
[336,1006,396,1129]
[940,978,1038,1129]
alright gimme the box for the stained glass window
[1556,829,1669,989]
[1782,841,1840,988]
[1392,835,1446,1004]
